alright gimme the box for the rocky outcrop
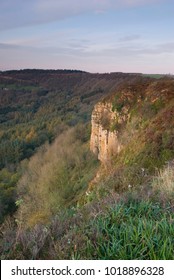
[90,102,122,163]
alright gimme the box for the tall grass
[152,163,174,198]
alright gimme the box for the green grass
[2,195,174,260]
[142,74,165,79]
[0,83,39,91]
[0,74,174,260]
[85,200,174,259]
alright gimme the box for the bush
[16,126,98,228]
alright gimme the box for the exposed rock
[90,102,122,163]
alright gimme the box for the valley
[0,70,174,259]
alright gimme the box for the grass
[142,74,165,79]
[1,165,174,260]
[81,200,174,260]
[0,83,39,91]
[0,76,174,260]
[152,163,174,197]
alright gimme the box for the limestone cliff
[90,102,122,163]
[90,78,174,166]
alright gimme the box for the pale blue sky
[0,0,173,73]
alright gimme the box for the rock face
[90,102,122,163]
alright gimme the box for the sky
[0,0,174,73]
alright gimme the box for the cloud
[0,0,164,31]
[35,0,163,12]
[0,42,21,49]
[0,1,39,30]
[119,35,141,42]
[157,42,174,53]
[73,39,174,58]
[1,35,174,74]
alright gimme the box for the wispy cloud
[0,0,173,73]
[0,42,21,49]
[69,38,174,58]
[157,42,174,53]
[119,35,141,42]
[0,0,165,30]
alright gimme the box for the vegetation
[100,78,174,191]
[16,125,98,228]
[0,70,174,260]
[0,70,134,223]
[0,164,174,260]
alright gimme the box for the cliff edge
[90,102,122,163]
[90,77,174,169]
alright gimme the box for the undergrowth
[0,78,174,260]
[1,165,174,260]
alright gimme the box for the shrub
[16,126,98,228]
[152,163,174,199]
